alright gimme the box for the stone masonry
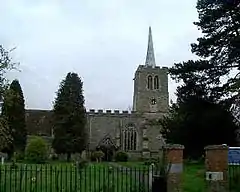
[25,27,169,159]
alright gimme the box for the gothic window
[147,75,153,90]
[154,75,159,89]
[121,124,137,151]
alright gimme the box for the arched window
[121,124,137,151]
[147,75,153,90]
[154,75,159,89]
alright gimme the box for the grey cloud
[1,0,199,110]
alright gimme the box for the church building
[25,27,169,160]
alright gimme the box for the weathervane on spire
[145,26,156,68]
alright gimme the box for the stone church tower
[133,27,168,115]
[25,27,169,160]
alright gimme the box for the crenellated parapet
[87,109,138,116]
[136,65,168,70]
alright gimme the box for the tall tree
[0,45,18,152]
[2,79,27,153]
[171,0,240,100]
[52,72,87,161]
[160,93,238,159]
[161,0,240,158]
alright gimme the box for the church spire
[145,26,156,67]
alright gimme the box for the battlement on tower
[87,109,137,116]
[137,65,168,70]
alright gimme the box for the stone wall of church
[25,108,166,157]
[86,109,166,154]
[142,112,167,151]
[86,109,143,151]
[25,109,53,136]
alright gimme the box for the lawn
[182,162,205,192]
[0,163,147,192]
[116,161,206,192]
[2,161,240,192]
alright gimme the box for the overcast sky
[0,0,201,111]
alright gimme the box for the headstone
[1,157,4,165]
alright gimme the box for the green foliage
[115,151,128,162]
[170,0,240,99]
[13,151,25,162]
[91,150,104,162]
[0,117,13,152]
[164,0,240,160]
[2,79,27,153]
[160,98,238,159]
[143,158,158,166]
[25,136,48,163]
[52,72,87,160]
[75,159,88,169]
[50,153,58,161]
[0,45,18,100]
[0,45,18,154]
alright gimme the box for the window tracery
[121,124,137,151]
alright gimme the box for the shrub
[91,150,104,162]
[50,153,58,161]
[75,159,88,170]
[115,151,128,162]
[25,136,48,163]
[143,158,158,166]
[13,151,25,162]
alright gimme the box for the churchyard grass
[0,162,147,192]
[116,161,148,168]
[0,161,210,191]
[115,161,206,192]
[182,162,205,192]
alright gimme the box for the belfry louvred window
[154,75,159,89]
[147,75,153,90]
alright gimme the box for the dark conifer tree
[171,0,240,99]
[160,91,238,159]
[160,0,240,159]
[52,72,87,161]
[2,79,27,153]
